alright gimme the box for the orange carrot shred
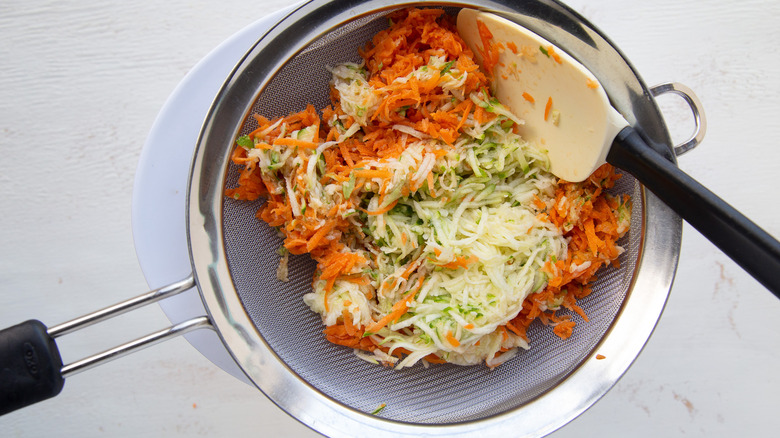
[363,199,398,216]
[445,331,460,347]
[544,97,553,121]
[273,137,318,149]
[365,277,423,334]
[354,168,393,179]
[547,46,562,64]
[476,19,500,78]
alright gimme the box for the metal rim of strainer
[186,0,682,436]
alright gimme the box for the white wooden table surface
[2,1,779,437]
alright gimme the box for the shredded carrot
[343,309,357,336]
[547,45,562,64]
[306,220,338,252]
[505,321,524,338]
[342,276,370,285]
[354,168,393,179]
[323,289,331,312]
[583,218,603,256]
[445,330,460,347]
[425,171,436,197]
[440,254,478,270]
[363,199,398,216]
[476,19,500,78]
[532,195,547,210]
[586,78,599,89]
[424,354,447,364]
[544,97,553,121]
[272,137,318,149]
[509,164,629,340]
[454,100,473,132]
[400,260,418,280]
[365,277,424,334]
[323,324,377,350]
[553,320,574,338]
[522,92,535,103]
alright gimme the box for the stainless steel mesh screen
[221,10,642,424]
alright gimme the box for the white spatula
[458,8,625,182]
[457,8,780,296]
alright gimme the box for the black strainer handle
[608,127,780,296]
[0,320,64,415]
[0,276,210,415]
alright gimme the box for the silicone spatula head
[457,8,627,182]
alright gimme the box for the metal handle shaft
[48,276,196,338]
[60,316,211,378]
[49,275,210,376]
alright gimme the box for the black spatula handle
[0,320,64,415]
[608,126,780,296]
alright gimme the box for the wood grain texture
[1,0,778,437]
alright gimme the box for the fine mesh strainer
[219,5,642,425]
[0,0,705,436]
[191,0,689,435]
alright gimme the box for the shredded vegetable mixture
[226,8,631,368]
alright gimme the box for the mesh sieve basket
[187,1,682,436]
